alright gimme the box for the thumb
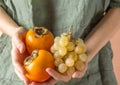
[72,62,88,78]
[46,68,71,82]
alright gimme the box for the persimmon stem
[24,50,39,66]
[33,27,48,38]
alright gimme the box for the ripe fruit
[26,27,54,54]
[58,47,67,56]
[67,52,78,61]
[75,60,85,71]
[66,67,75,76]
[67,41,75,51]
[74,45,86,54]
[24,50,54,82]
[50,29,88,76]
[54,58,64,67]
[65,58,75,67]
[58,63,68,73]
[59,35,69,47]
[78,53,88,62]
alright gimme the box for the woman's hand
[30,62,88,85]
[11,27,88,85]
[11,27,31,85]
[72,62,88,78]
[29,77,57,85]
[29,68,71,85]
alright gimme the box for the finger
[14,62,27,74]
[30,79,57,85]
[72,63,88,78]
[30,82,40,85]
[72,71,85,78]
[15,38,26,53]
[12,35,26,53]
[11,47,26,74]
[12,48,27,77]
[46,68,71,82]
[48,79,57,85]
[15,69,31,85]
[11,48,31,85]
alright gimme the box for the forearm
[0,7,19,37]
[85,8,120,62]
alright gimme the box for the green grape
[67,41,75,51]
[81,44,87,52]
[75,60,85,71]
[54,51,62,59]
[59,36,69,47]
[50,45,56,53]
[67,52,78,62]
[58,63,68,73]
[75,45,86,54]
[78,53,88,62]
[63,55,69,61]
[76,38,84,45]
[54,58,64,67]
[65,58,75,67]
[54,36,60,43]
[53,42,61,50]
[66,67,75,76]
[58,47,67,56]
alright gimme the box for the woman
[0,0,120,85]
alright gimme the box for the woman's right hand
[29,62,88,85]
[11,27,31,85]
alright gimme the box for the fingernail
[72,75,76,78]
[18,44,22,53]
[20,46,24,53]
[72,73,79,78]
[72,74,76,78]
[46,68,49,72]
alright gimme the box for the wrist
[85,39,99,63]
[11,26,26,38]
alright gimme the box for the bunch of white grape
[50,31,88,76]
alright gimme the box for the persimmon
[26,27,54,54]
[24,50,54,82]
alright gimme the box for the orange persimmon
[26,27,54,54]
[24,50,54,82]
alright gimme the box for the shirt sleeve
[110,0,120,8]
[0,0,6,8]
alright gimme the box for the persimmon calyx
[33,27,48,38]
[24,50,39,66]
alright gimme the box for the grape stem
[68,28,72,41]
